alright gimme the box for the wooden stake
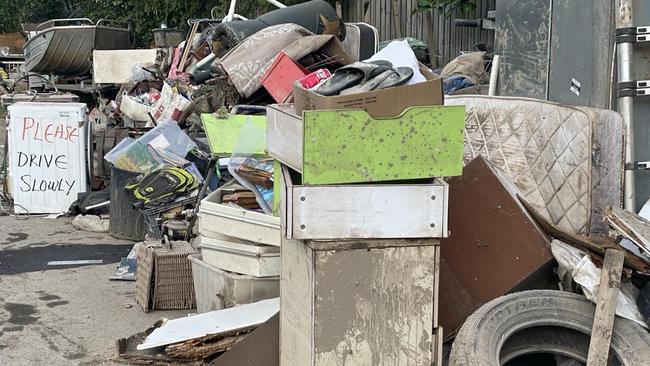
[586,249,625,366]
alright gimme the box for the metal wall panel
[631,0,650,209]
[494,0,550,99]
[343,0,496,66]
[547,0,615,108]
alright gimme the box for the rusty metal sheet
[439,156,553,336]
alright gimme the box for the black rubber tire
[500,326,615,365]
[449,290,650,366]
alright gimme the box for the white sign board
[7,102,89,214]
[93,49,159,84]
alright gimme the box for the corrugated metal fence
[342,0,495,66]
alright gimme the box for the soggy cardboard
[292,65,443,118]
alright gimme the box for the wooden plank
[586,249,625,366]
[518,195,650,274]
[604,206,650,256]
[280,238,314,366]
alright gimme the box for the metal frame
[223,0,286,22]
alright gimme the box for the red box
[261,51,309,103]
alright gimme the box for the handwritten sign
[8,103,88,214]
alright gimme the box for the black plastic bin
[109,166,147,241]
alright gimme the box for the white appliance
[7,102,89,214]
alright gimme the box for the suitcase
[341,22,378,61]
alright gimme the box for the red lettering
[33,121,42,141]
[21,117,35,140]
[65,127,78,142]
[54,125,64,140]
[44,124,55,143]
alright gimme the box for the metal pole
[616,0,636,211]
[489,55,500,96]
[225,0,237,22]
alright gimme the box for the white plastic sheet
[137,298,279,350]
[366,39,426,85]
[551,239,647,328]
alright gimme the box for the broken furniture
[135,241,198,312]
[439,156,554,336]
[269,93,463,364]
[195,112,281,313]
[279,165,448,239]
[281,236,440,365]
[266,104,462,185]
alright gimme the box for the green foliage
[0,0,317,46]
[413,0,476,16]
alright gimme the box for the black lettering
[29,154,38,167]
[42,154,53,168]
[64,180,75,196]
[54,155,67,169]
[17,152,28,167]
[38,180,47,191]
[47,181,57,191]
[19,175,32,192]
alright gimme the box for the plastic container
[109,166,147,241]
[137,119,197,158]
[260,51,308,103]
[106,140,163,173]
[189,254,279,313]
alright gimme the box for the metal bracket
[617,80,650,96]
[625,162,650,170]
[616,26,650,43]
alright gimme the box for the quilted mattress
[446,95,624,236]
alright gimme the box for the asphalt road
[0,216,188,366]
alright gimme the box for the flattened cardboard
[292,66,443,118]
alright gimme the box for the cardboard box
[292,66,443,118]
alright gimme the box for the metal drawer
[280,165,449,240]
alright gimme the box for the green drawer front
[302,106,465,185]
